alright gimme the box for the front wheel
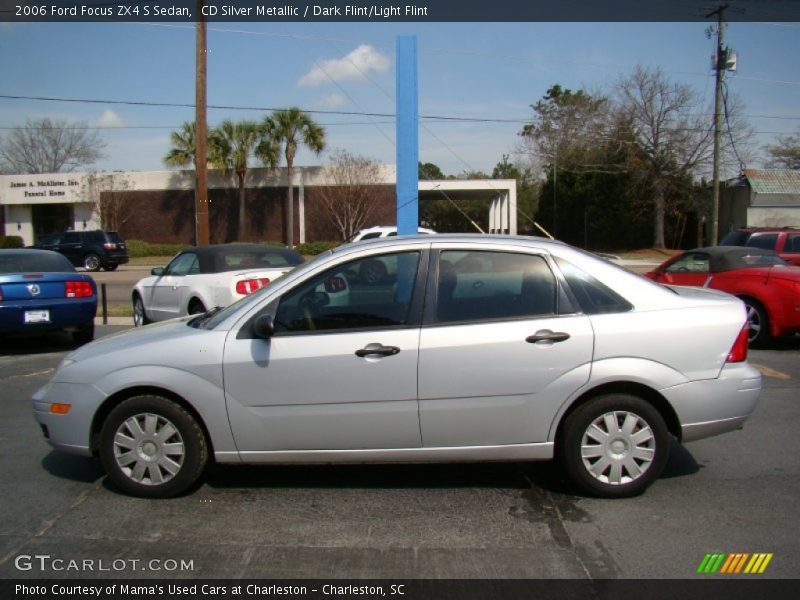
[558,394,669,498]
[99,395,208,498]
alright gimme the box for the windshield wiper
[189,306,223,329]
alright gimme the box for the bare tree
[0,118,106,174]
[617,67,717,249]
[317,150,383,241]
[87,173,135,231]
[764,129,800,170]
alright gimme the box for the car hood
[54,316,228,387]
[68,317,196,363]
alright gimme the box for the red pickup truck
[720,227,800,266]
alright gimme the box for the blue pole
[396,36,419,236]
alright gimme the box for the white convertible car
[132,244,305,326]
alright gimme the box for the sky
[1,19,799,179]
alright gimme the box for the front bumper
[32,381,107,456]
[661,362,762,443]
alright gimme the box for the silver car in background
[33,235,761,498]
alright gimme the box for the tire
[99,395,208,498]
[188,299,207,315]
[360,259,387,285]
[742,297,770,348]
[72,324,95,346]
[558,393,669,498]
[132,294,151,327]
[83,254,101,272]
[104,264,119,271]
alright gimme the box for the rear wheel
[742,297,769,347]
[558,393,669,498]
[99,395,208,498]
[132,294,150,327]
[104,264,119,271]
[188,299,206,315]
[83,254,101,272]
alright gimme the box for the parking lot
[0,326,797,580]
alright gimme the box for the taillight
[236,278,270,295]
[65,281,94,298]
[726,326,750,363]
[103,243,117,250]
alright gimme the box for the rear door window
[433,250,557,323]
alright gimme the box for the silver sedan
[33,235,762,498]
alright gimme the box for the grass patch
[128,256,174,266]
[101,303,133,317]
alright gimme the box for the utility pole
[195,0,210,246]
[708,4,727,246]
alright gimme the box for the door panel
[223,249,426,452]
[418,315,593,446]
[223,329,421,451]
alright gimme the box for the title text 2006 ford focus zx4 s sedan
[33,236,762,498]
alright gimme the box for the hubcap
[581,411,655,485]
[85,256,99,270]
[113,413,185,486]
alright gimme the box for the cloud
[314,92,348,109]
[97,109,124,128]
[299,45,391,87]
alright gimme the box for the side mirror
[151,267,165,276]
[253,314,275,340]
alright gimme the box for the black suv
[33,230,129,271]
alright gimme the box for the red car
[645,246,800,346]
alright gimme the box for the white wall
[747,207,800,227]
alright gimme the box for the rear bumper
[661,363,762,443]
[0,298,96,333]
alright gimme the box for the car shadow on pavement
[41,452,104,484]
[661,438,701,479]
[0,332,79,356]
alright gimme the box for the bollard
[101,283,108,325]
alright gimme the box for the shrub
[0,235,24,249]
[294,241,340,255]
[125,240,190,258]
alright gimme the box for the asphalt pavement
[0,326,797,580]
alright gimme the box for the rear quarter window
[555,257,633,315]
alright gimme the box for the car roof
[684,245,783,272]
[186,244,303,274]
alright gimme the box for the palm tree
[210,119,261,241]
[260,108,325,247]
[164,121,197,167]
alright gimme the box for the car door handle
[355,344,401,358]
[526,330,571,344]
